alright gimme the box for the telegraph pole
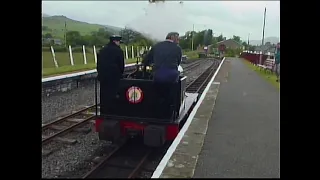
[247,33,250,49]
[259,7,266,64]
[64,21,67,47]
[261,7,266,50]
[191,24,194,51]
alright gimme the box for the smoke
[125,1,191,41]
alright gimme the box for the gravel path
[41,59,215,178]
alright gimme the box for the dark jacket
[143,41,182,71]
[97,42,125,83]
[142,41,182,83]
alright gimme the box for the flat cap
[165,32,179,39]
[109,35,122,42]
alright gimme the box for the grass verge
[243,59,280,90]
[184,51,199,59]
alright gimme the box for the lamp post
[247,33,250,50]
[259,7,267,65]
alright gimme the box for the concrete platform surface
[193,58,280,178]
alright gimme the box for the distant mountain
[104,25,123,33]
[249,36,279,46]
[42,14,122,38]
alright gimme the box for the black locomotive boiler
[94,63,198,147]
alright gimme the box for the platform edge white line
[151,57,226,178]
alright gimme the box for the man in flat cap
[142,32,182,83]
[142,32,182,113]
[97,35,125,112]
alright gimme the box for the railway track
[83,142,153,178]
[81,59,221,178]
[42,105,99,155]
[182,59,203,72]
[186,59,220,93]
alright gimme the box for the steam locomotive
[94,62,198,147]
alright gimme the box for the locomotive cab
[95,64,198,147]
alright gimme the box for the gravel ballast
[42,123,108,178]
[42,79,99,124]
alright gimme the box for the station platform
[152,58,280,178]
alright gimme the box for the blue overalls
[154,67,179,83]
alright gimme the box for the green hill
[42,15,122,39]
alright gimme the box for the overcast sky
[42,1,280,41]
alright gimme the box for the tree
[203,29,213,46]
[66,31,82,46]
[216,34,224,42]
[90,28,110,46]
[96,28,110,39]
[232,35,241,43]
[43,33,53,38]
[81,35,94,46]
[242,41,248,50]
[211,36,218,48]
[120,28,140,45]
[193,30,205,47]
[248,45,255,51]
[179,31,194,50]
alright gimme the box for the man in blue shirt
[143,32,182,83]
[142,32,182,114]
